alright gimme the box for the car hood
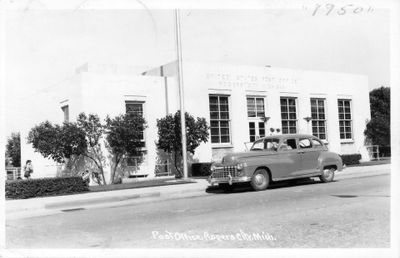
[222,150,276,164]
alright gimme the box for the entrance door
[249,121,266,142]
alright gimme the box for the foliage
[27,121,87,163]
[364,87,390,147]
[76,113,107,184]
[156,111,209,178]
[340,154,362,165]
[6,132,21,167]
[105,113,147,183]
[6,176,89,199]
[191,162,212,177]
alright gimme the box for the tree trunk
[110,155,121,184]
[174,152,182,179]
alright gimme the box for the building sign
[205,72,299,90]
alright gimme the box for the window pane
[247,98,255,106]
[219,97,228,105]
[210,112,219,119]
[211,128,219,135]
[209,96,218,104]
[211,136,220,143]
[209,104,219,111]
[210,121,219,127]
[220,104,229,111]
[220,112,229,119]
[221,136,230,143]
[220,128,229,135]
[248,111,256,117]
[220,121,229,128]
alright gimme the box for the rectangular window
[338,99,352,140]
[61,105,69,122]
[125,101,145,147]
[280,97,297,134]
[247,97,265,118]
[209,95,231,144]
[310,98,327,140]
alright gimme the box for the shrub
[340,154,362,165]
[6,176,89,199]
[378,146,391,157]
[191,163,212,177]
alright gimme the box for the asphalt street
[6,170,390,248]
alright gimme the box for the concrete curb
[6,164,390,220]
[6,179,209,219]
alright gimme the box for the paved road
[7,172,390,248]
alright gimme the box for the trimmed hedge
[340,154,362,165]
[191,162,212,177]
[6,176,89,199]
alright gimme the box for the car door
[273,137,302,179]
[298,137,320,174]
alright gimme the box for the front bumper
[208,175,251,186]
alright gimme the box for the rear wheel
[250,169,270,191]
[319,167,335,182]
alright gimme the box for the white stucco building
[21,61,371,181]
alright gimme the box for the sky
[3,7,391,135]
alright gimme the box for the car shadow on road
[205,178,323,194]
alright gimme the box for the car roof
[261,134,319,140]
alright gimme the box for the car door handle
[298,151,305,154]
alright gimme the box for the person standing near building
[23,160,33,179]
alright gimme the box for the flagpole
[175,9,188,179]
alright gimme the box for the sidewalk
[6,163,391,220]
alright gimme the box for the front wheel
[250,169,270,191]
[319,167,335,182]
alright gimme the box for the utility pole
[175,9,188,179]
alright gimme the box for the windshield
[250,138,280,151]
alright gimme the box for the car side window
[311,138,323,148]
[299,138,312,149]
[282,139,297,150]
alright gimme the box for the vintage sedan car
[208,134,343,191]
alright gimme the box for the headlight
[210,164,216,172]
[236,162,247,171]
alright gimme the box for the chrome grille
[211,166,239,179]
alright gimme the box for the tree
[105,113,147,184]
[76,113,107,184]
[156,111,209,178]
[364,87,390,146]
[6,132,21,167]
[28,121,86,163]
[27,114,108,184]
